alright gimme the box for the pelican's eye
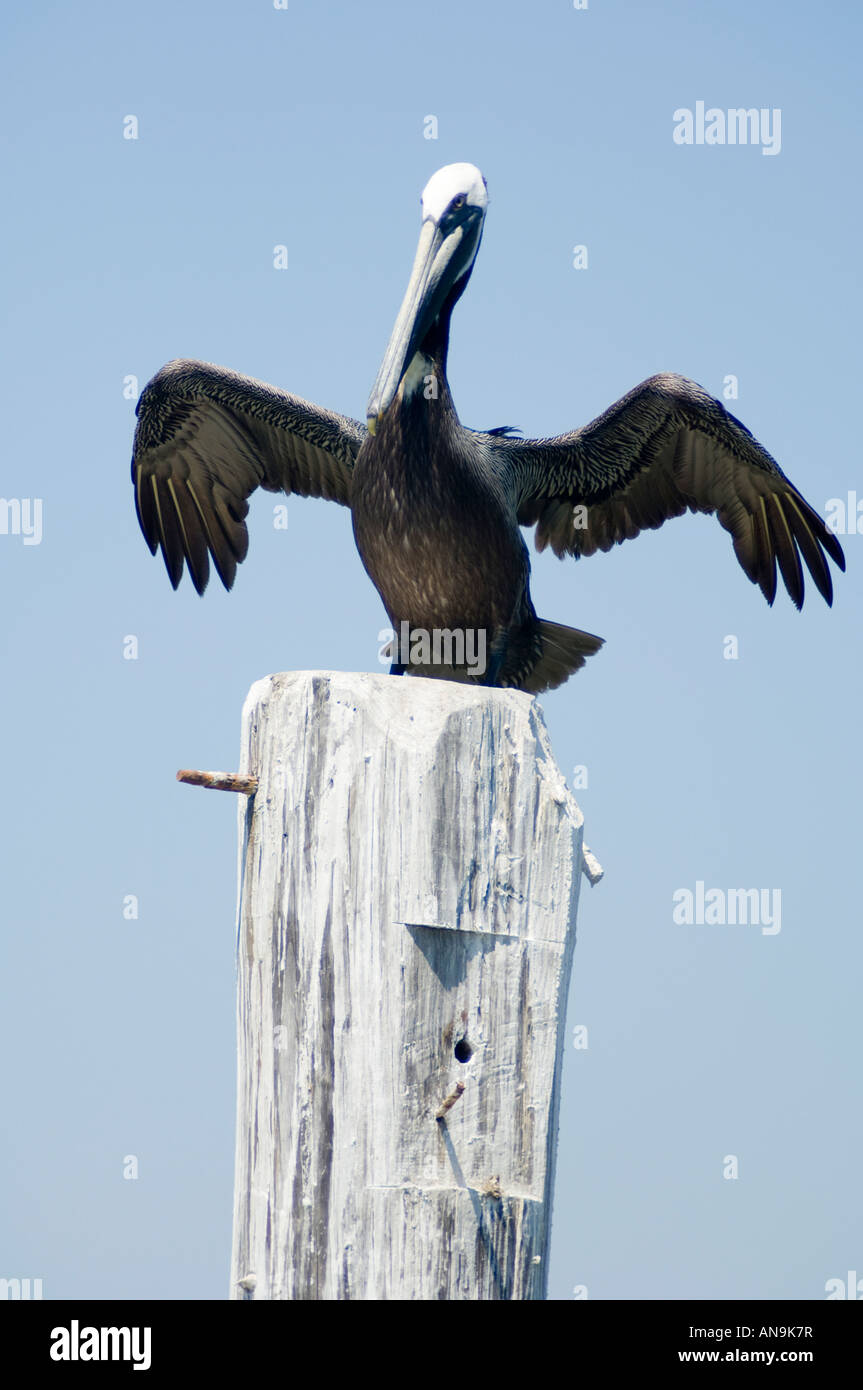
[450,194,465,212]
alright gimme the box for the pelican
[132,162,844,692]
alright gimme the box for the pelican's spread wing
[132,359,366,593]
[504,373,844,607]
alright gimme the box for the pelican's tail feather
[520,619,605,694]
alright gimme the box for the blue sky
[1,0,860,1300]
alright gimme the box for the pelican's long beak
[367,216,478,433]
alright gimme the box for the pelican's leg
[486,627,509,687]
[484,652,501,686]
[386,624,406,676]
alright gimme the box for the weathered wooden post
[228,670,599,1300]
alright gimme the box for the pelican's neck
[396,338,456,423]
[397,287,459,406]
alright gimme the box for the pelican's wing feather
[501,373,843,607]
[132,359,366,592]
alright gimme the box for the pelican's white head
[420,163,489,224]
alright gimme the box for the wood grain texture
[230,671,589,1300]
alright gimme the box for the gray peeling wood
[230,671,597,1300]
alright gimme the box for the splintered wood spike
[177,769,259,795]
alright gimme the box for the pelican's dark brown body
[351,256,605,694]
[351,353,531,681]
